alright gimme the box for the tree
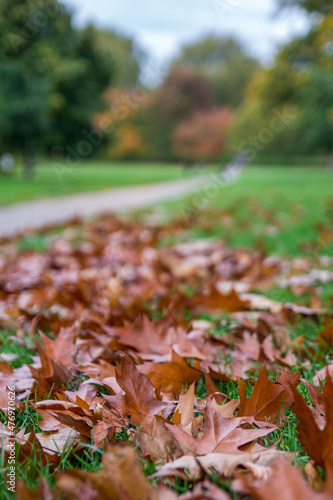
[0,0,114,177]
[230,12,333,157]
[140,65,213,160]
[278,0,333,14]
[172,108,234,162]
[107,124,148,160]
[174,35,260,107]
[92,28,146,87]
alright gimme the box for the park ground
[0,164,333,498]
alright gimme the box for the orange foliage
[108,123,148,159]
[172,108,234,161]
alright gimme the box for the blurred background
[0,0,332,205]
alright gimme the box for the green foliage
[0,0,114,173]
[92,28,146,87]
[230,13,333,156]
[174,35,260,107]
[278,0,333,14]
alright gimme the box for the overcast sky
[67,0,309,67]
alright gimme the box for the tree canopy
[278,0,333,14]
[174,35,260,107]
[92,28,146,87]
[0,0,114,175]
[231,6,333,157]
[136,65,213,160]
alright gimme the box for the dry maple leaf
[237,365,300,423]
[138,351,201,399]
[314,364,333,385]
[186,287,251,314]
[180,480,232,499]
[37,327,79,368]
[33,399,99,440]
[166,400,275,456]
[212,398,240,419]
[136,415,183,462]
[290,373,333,491]
[29,344,73,393]
[152,448,293,480]
[103,355,174,432]
[172,382,196,432]
[112,315,175,356]
[1,427,60,467]
[318,318,333,346]
[16,479,52,500]
[35,427,89,456]
[171,383,204,440]
[55,445,152,500]
[240,459,333,500]
[300,378,326,430]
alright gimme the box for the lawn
[165,165,333,257]
[0,164,333,499]
[0,161,189,206]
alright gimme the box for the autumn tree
[230,7,333,157]
[140,65,213,160]
[172,108,234,163]
[107,124,148,160]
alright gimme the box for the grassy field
[0,161,189,206]
[7,165,333,260]
[164,165,333,257]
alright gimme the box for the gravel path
[0,177,203,237]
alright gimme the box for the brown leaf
[38,327,79,368]
[290,373,333,490]
[166,400,275,456]
[212,398,240,418]
[16,479,52,500]
[139,351,201,399]
[186,287,251,314]
[55,445,152,500]
[318,318,333,345]
[104,355,174,432]
[171,382,196,433]
[240,460,333,500]
[237,365,300,423]
[136,415,183,461]
[153,449,293,480]
[180,480,232,499]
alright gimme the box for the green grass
[165,165,333,257]
[0,161,191,206]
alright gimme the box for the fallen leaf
[152,449,293,479]
[104,355,174,432]
[237,365,299,423]
[166,400,275,455]
[240,459,333,500]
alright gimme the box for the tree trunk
[23,136,36,179]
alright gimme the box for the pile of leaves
[0,211,333,499]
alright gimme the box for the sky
[67,0,309,68]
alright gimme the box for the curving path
[0,177,204,238]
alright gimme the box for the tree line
[0,0,332,174]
